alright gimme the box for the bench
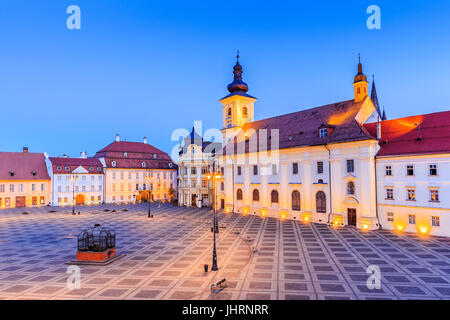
[211,278,227,293]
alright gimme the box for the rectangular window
[18,184,23,193]
[64,197,68,203]
[317,161,324,174]
[57,186,62,192]
[430,189,439,202]
[201,180,207,188]
[136,184,139,191]
[407,189,415,201]
[385,165,392,176]
[319,128,328,137]
[40,197,45,205]
[237,166,242,176]
[408,214,416,225]
[221,167,224,176]
[0,184,4,192]
[406,165,414,176]
[253,165,258,175]
[32,184,36,192]
[9,184,14,193]
[346,160,354,173]
[272,164,277,175]
[82,186,86,192]
[32,197,37,206]
[387,212,394,222]
[431,216,440,227]
[386,188,394,200]
[429,164,437,176]
[292,163,298,175]
[191,167,196,175]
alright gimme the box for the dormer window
[65,166,70,171]
[57,166,62,171]
[319,128,328,137]
[111,161,116,167]
[89,167,94,172]
[9,171,14,177]
[142,162,146,168]
[124,152,128,157]
[153,154,158,159]
[31,171,37,176]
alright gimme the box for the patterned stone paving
[0,203,449,300]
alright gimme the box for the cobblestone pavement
[0,204,449,300]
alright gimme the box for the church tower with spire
[353,55,369,103]
[220,52,257,143]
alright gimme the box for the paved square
[0,204,449,300]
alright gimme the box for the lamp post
[68,174,79,215]
[145,175,152,218]
[206,162,222,271]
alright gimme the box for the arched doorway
[139,190,150,202]
[76,194,85,205]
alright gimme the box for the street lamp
[206,162,222,272]
[145,174,152,218]
[68,174,79,215]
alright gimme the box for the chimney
[23,147,29,154]
[80,151,87,159]
[63,154,68,158]
[143,137,148,144]
[377,121,382,140]
[115,134,120,142]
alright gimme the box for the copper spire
[227,51,249,93]
[354,54,367,83]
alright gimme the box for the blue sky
[1,0,449,159]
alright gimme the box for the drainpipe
[374,155,381,229]
[324,144,333,224]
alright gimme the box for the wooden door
[347,208,357,226]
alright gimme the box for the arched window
[252,189,260,202]
[357,87,361,94]
[227,108,232,117]
[271,190,279,204]
[236,189,243,201]
[243,107,248,117]
[347,181,355,195]
[292,191,301,211]
[316,191,326,213]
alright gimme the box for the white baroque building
[365,112,450,237]
[177,127,221,207]
[47,154,104,206]
[217,55,382,231]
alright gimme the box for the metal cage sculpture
[77,224,116,252]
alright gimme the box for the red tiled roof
[0,152,50,180]
[49,157,102,166]
[223,100,374,154]
[364,110,450,157]
[95,141,177,169]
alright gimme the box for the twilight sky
[0,0,449,160]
